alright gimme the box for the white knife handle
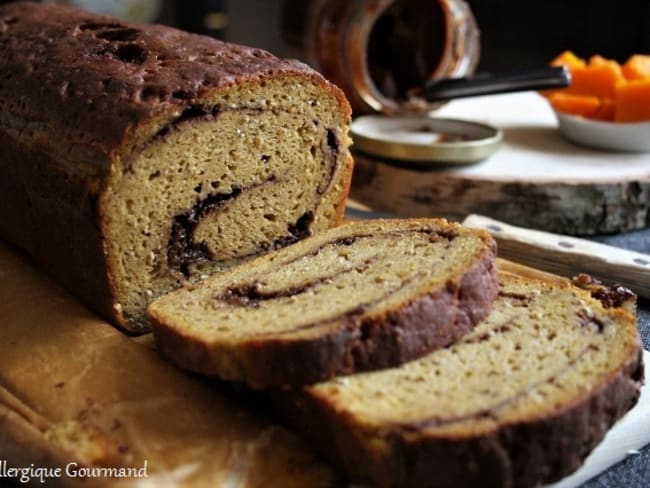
[463,214,650,299]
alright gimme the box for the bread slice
[0,2,352,331]
[148,218,498,388]
[273,261,644,487]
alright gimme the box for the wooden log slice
[350,93,650,235]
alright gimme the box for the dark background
[466,0,650,70]
[218,0,650,71]
[4,1,649,70]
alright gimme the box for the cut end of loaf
[102,74,353,330]
[147,218,498,388]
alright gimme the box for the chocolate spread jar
[282,0,480,114]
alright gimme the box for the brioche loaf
[273,262,644,487]
[0,2,352,331]
[147,218,498,388]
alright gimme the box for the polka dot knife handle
[463,214,650,300]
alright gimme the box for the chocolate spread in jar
[282,0,480,114]
[367,0,448,101]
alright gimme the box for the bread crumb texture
[148,218,498,387]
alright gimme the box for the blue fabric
[639,303,650,351]
[584,445,650,488]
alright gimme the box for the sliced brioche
[148,218,498,388]
[274,262,644,487]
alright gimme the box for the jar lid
[350,115,503,166]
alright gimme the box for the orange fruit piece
[566,56,626,99]
[550,50,586,70]
[615,80,650,122]
[547,92,601,117]
[544,51,650,122]
[592,97,615,121]
[621,55,650,81]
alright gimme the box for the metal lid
[350,115,503,165]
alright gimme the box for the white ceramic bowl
[555,111,650,152]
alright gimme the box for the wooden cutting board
[350,92,650,235]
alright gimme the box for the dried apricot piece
[550,50,586,70]
[567,56,625,99]
[615,80,650,122]
[547,92,600,117]
[621,55,650,81]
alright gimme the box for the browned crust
[0,2,352,331]
[0,2,350,155]
[270,298,644,487]
[0,133,117,324]
[150,231,498,388]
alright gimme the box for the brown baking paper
[0,242,336,487]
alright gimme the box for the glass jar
[282,0,480,114]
